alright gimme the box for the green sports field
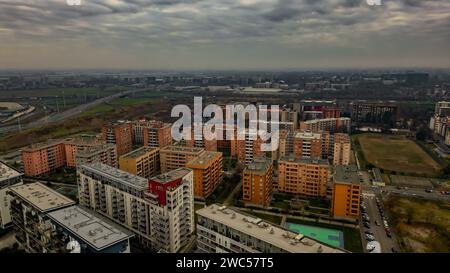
[285,222,344,248]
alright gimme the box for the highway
[0,88,150,134]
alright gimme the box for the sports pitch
[285,222,344,248]
[356,134,441,175]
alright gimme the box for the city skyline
[0,0,449,70]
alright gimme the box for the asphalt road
[382,186,450,202]
[360,191,399,253]
[0,88,150,134]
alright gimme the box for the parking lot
[360,191,399,253]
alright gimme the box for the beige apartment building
[119,147,160,179]
[159,145,205,173]
[186,151,223,199]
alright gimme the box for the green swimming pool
[285,222,344,248]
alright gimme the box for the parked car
[365,231,374,235]
[425,189,433,193]
[375,220,380,226]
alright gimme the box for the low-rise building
[196,204,345,253]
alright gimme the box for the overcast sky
[0,0,449,70]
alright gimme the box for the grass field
[384,196,450,253]
[355,134,441,175]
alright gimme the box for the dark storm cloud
[0,0,448,69]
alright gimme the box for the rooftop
[245,159,272,175]
[303,117,351,124]
[47,206,133,251]
[241,87,282,93]
[150,168,192,184]
[186,151,222,167]
[8,182,75,213]
[80,163,148,191]
[334,165,360,185]
[279,156,329,166]
[161,145,204,154]
[76,144,116,157]
[197,204,345,253]
[0,161,22,184]
[120,146,159,159]
[294,131,322,139]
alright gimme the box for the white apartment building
[0,161,23,229]
[196,204,345,253]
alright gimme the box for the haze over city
[1,0,449,70]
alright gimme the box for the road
[360,191,399,253]
[382,185,450,202]
[0,88,150,134]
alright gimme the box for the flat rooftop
[186,151,222,167]
[279,156,329,166]
[334,165,359,185]
[197,204,345,253]
[0,161,22,183]
[245,159,272,175]
[120,146,159,159]
[80,163,148,191]
[150,168,192,184]
[294,131,322,139]
[161,145,204,154]
[77,144,115,157]
[242,87,282,93]
[8,182,75,213]
[47,205,133,251]
[303,117,350,123]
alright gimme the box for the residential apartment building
[429,101,450,145]
[119,147,160,179]
[77,163,154,247]
[142,120,173,148]
[186,151,223,199]
[242,158,273,207]
[278,156,330,197]
[147,168,195,252]
[8,182,76,253]
[351,101,397,124]
[293,131,322,159]
[299,117,351,133]
[331,165,361,220]
[75,144,118,168]
[333,133,351,166]
[102,121,133,156]
[159,145,204,173]
[22,138,117,177]
[46,205,133,253]
[0,162,23,228]
[77,163,194,252]
[196,204,345,253]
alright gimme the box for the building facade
[278,156,330,197]
[186,151,223,199]
[331,165,361,220]
[196,204,345,253]
[119,147,160,179]
[293,131,322,159]
[299,117,351,133]
[102,121,133,156]
[333,133,351,166]
[159,145,205,173]
[0,162,23,228]
[242,158,273,207]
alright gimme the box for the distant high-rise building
[293,131,322,159]
[351,101,397,124]
[299,117,350,133]
[141,120,173,148]
[102,121,133,156]
[333,133,351,166]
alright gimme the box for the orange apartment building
[331,165,361,220]
[22,137,116,177]
[293,131,322,159]
[102,121,133,156]
[278,156,330,197]
[159,145,205,173]
[186,151,223,199]
[119,146,160,179]
[333,133,351,166]
[242,158,273,207]
[141,120,173,148]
